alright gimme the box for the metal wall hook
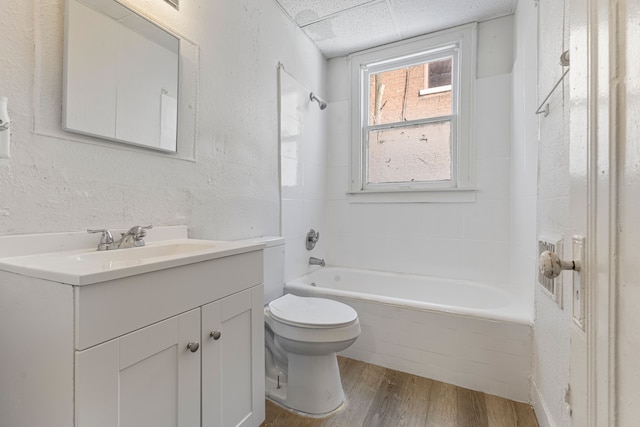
[535,50,570,117]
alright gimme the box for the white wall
[325,16,520,294]
[532,0,572,425]
[0,0,326,241]
[510,0,539,340]
[279,68,328,282]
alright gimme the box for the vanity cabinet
[0,246,265,427]
[75,309,201,427]
[202,287,264,427]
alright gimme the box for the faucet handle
[122,225,153,237]
[120,225,153,247]
[87,228,115,250]
[87,228,114,244]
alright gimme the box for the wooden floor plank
[261,357,540,427]
[362,368,410,426]
[396,373,433,426]
[485,393,517,427]
[457,387,488,427]
[425,381,457,427]
[324,361,386,427]
[513,401,540,427]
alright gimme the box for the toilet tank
[237,236,285,305]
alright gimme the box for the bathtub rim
[285,266,533,325]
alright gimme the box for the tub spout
[309,257,325,267]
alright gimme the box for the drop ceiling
[274,0,517,58]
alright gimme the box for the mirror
[64,0,180,152]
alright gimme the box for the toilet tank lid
[235,236,284,248]
[268,294,358,328]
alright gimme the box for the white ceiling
[274,0,517,58]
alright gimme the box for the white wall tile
[463,199,510,242]
[280,70,329,281]
[336,292,532,401]
[462,240,512,285]
[476,157,511,201]
[326,165,349,200]
[476,74,512,160]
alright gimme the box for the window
[349,24,477,196]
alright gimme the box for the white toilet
[258,237,360,416]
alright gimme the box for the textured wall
[533,0,572,426]
[0,0,326,241]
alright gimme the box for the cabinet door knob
[187,341,200,352]
[210,331,222,340]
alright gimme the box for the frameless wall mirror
[64,0,180,152]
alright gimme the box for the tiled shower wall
[325,17,520,294]
[279,69,328,282]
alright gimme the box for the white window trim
[419,84,452,96]
[348,23,477,198]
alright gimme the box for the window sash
[361,116,458,191]
[360,48,460,191]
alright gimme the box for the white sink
[70,241,220,263]
[0,238,264,285]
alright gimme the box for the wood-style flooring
[261,357,539,427]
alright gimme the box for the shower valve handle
[306,229,320,250]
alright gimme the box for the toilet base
[265,352,345,416]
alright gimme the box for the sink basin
[71,241,220,264]
[0,238,264,285]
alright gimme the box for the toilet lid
[268,294,358,328]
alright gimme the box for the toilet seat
[268,294,358,328]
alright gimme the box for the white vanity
[0,226,265,427]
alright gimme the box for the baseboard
[531,379,556,427]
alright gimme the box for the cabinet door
[202,285,265,427]
[75,309,201,427]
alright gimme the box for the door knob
[210,331,221,340]
[187,341,200,352]
[540,250,581,279]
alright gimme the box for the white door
[614,0,640,424]
[567,0,590,423]
[202,285,265,427]
[568,0,618,425]
[75,309,201,427]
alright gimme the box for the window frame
[349,23,477,196]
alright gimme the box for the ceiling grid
[274,0,517,58]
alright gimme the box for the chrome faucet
[118,225,152,248]
[88,225,153,251]
[309,257,325,267]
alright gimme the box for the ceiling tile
[274,0,518,58]
[276,0,377,26]
[389,0,516,39]
[302,1,400,58]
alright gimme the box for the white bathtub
[285,267,532,402]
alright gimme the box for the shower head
[310,92,327,110]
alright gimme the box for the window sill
[346,188,477,203]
